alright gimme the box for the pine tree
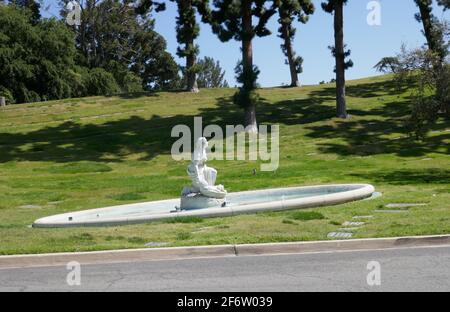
[171,0,211,92]
[275,0,314,87]
[208,0,277,132]
[322,0,352,119]
[136,1,210,92]
[414,0,447,62]
[196,56,229,88]
[13,0,41,24]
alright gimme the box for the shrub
[86,68,120,96]
[375,39,450,138]
[121,72,144,94]
[0,87,14,104]
[22,89,41,103]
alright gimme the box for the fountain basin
[32,184,375,228]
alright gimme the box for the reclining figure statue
[180,137,227,210]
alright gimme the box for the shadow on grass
[0,78,448,163]
[303,80,449,157]
[308,79,408,99]
[112,88,189,99]
[0,96,243,163]
[0,90,333,163]
[350,169,450,185]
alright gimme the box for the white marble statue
[180,137,226,210]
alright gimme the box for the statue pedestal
[180,191,225,211]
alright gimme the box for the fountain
[33,137,376,228]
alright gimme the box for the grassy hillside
[0,75,449,255]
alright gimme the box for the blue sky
[42,0,449,87]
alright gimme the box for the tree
[209,0,277,132]
[170,0,211,92]
[196,56,229,88]
[135,0,166,14]
[136,0,208,91]
[59,0,104,68]
[374,23,449,139]
[275,0,314,87]
[400,47,449,138]
[0,5,78,103]
[437,0,450,10]
[374,57,400,73]
[95,0,179,90]
[322,0,352,119]
[414,0,447,62]
[85,68,120,96]
[60,0,180,91]
[136,0,210,92]
[12,0,41,24]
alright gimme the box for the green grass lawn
[0,75,449,255]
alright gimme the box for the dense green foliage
[11,0,41,24]
[85,68,121,96]
[59,0,180,91]
[0,2,180,104]
[0,6,76,103]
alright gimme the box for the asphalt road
[1,245,449,292]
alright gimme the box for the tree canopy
[0,5,76,103]
[0,2,181,104]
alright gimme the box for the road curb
[235,234,450,255]
[1,234,449,269]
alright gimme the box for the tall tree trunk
[334,1,347,118]
[186,50,198,92]
[281,22,300,87]
[80,12,87,60]
[416,0,437,52]
[87,0,97,67]
[179,0,198,93]
[415,0,444,68]
[242,1,253,91]
[244,105,257,132]
[242,0,257,132]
